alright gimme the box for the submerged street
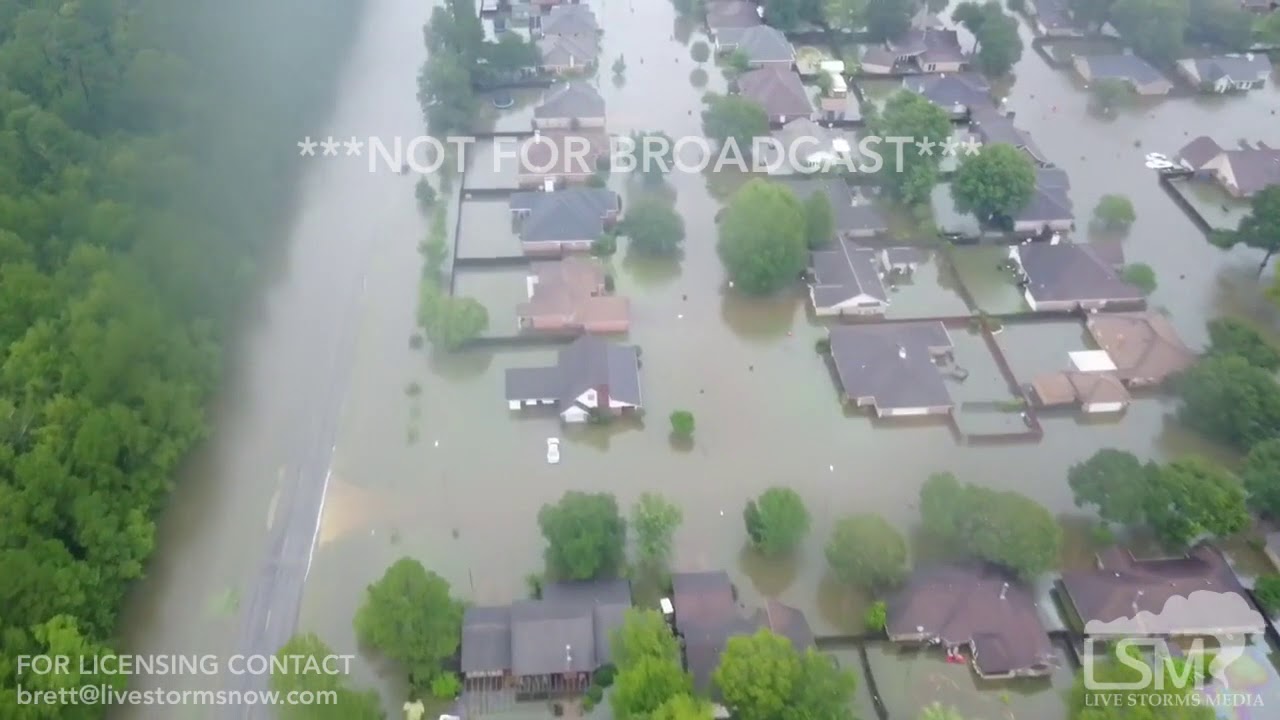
[115,0,1280,717]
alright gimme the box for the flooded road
[120,0,1280,716]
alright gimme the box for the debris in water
[678,313,684,319]
[829,465,834,472]
[452,528,460,539]
[434,440,439,447]
[720,510,725,516]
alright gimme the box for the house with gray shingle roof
[538,32,599,74]
[505,335,642,422]
[969,108,1051,167]
[461,578,632,697]
[1012,168,1074,234]
[827,322,956,417]
[715,25,795,68]
[1176,136,1280,198]
[1073,54,1173,95]
[862,28,967,75]
[765,119,857,174]
[738,67,814,123]
[534,82,606,129]
[1028,0,1084,37]
[539,3,600,35]
[510,188,620,253]
[1008,241,1144,312]
[904,73,992,118]
[705,0,762,40]
[1177,54,1271,93]
[808,239,890,316]
[782,178,889,238]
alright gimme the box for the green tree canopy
[919,473,1062,577]
[1213,186,1280,274]
[653,694,716,720]
[272,633,385,719]
[866,0,915,41]
[418,290,489,350]
[825,0,871,31]
[1143,457,1248,547]
[1069,0,1116,29]
[950,143,1037,222]
[1093,194,1136,230]
[1207,317,1280,370]
[1242,438,1280,519]
[620,199,686,256]
[1122,264,1157,295]
[1090,78,1134,113]
[803,189,836,249]
[610,609,694,719]
[1110,0,1190,64]
[868,91,953,205]
[1187,0,1254,51]
[717,179,809,294]
[825,513,908,591]
[538,491,627,580]
[744,487,811,556]
[920,703,966,720]
[631,492,684,566]
[702,94,769,156]
[1068,449,1155,526]
[1255,574,1280,614]
[612,608,683,669]
[953,2,1023,76]
[633,131,677,185]
[353,558,463,695]
[1069,646,1214,720]
[714,630,856,720]
[1178,355,1280,449]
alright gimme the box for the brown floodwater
[117,0,1280,716]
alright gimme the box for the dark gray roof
[462,606,512,674]
[1015,168,1073,224]
[705,0,761,31]
[1077,54,1169,87]
[1177,135,1222,170]
[781,179,888,235]
[903,73,991,113]
[1182,54,1271,85]
[738,67,813,118]
[731,25,794,64]
[509,189,619,244]
[970,108,1049,165]
[464,579,633,678]
[810,239,888,308]
[670,571,813,694]
[542,4,599,35]
[505,335,642,409]
[887,565,1055,677]
[862,45,897,68]
[534,82,605,121]
[888,29,928,56]
[1015,242,1143,304]
[883,247,928,266]
[921,29,965,65]
[1031,0,1074,30]
[827,322,955,411]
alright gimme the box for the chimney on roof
[898,345,907,360]
[565,644,572,670]
[1000,582,1008,600]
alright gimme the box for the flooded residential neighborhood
[105,0,1280,718]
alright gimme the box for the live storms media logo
[1081,589,1266,702]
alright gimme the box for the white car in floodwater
[546,437,560,464]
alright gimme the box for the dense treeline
[0,0,365,713]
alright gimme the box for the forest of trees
[0,0,368,713]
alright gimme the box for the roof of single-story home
[518,129,611,178]
[887,565,1056,677]
[781,178,889,236]
[1061,545,1265,636]
[1031,370,1130,407]
[670,571,814,693]
[537,32,600,67]
[1015,168,1073,225]
[827,322,955,411]
[505,334,642,409]
[510,188,619,243]
[462,578,632,676]
[1085,312,1196,384]
[1075,54,1172,91]
[1013,242,1142,305]
[1179,138,1280,196]
[705,0,762,32]
[1178,54,1271,86]
[541,3,600,35]
[723,25,794,65]
[534,82,606,121]
[810,239,888,309]
[903,72,992,113]
[738,67,813,118]
[518,257,630,328]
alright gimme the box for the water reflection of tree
[737,541,799,596]
[427,347,495,379]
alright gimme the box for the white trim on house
[561,405,589,423]
[1083,401,1126,414]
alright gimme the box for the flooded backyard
[117,0,1280,717]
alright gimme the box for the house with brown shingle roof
[737,67,814,124]
[1031,371,1130,413]
[1086,312,1196,387]
[1060,545,1265,637]
[517,257,629,333]
[1176,136,1280,197]
[888,565,1056,679]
